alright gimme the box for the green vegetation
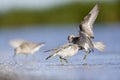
[0,2,120,28]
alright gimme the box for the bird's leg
[91,49,94,52]
[13,52,17,64]
[32,54,36,62]
[83,53,87,65]
[88,49,91,53]
[13,52,16,60]
[63,58,68,63]
[59,56,64,66]
[83,49,90,65]
[24,54,29,63]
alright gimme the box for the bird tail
[46,53,56,60]
[93,42,105,52]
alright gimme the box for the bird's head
[67,35,76,43]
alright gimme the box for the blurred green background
[0,0,119,28]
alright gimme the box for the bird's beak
[91,36,94,39]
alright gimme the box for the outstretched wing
[79,3,99,38]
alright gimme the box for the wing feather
[79,3,99,38]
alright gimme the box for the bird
[67,3,105,64]
[9,39,45,60]
[45,43,79,65]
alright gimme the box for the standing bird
[68,3,105,63]
[45,43,79,65]
[9,39,45,61]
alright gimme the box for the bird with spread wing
[68,2,105,64]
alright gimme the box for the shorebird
[45,43,79,65]
[9,39,45,60]
[68,3,105,63]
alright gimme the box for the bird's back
[54,43,79,58]
[73,32,94,50]
[19,42,42,54]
